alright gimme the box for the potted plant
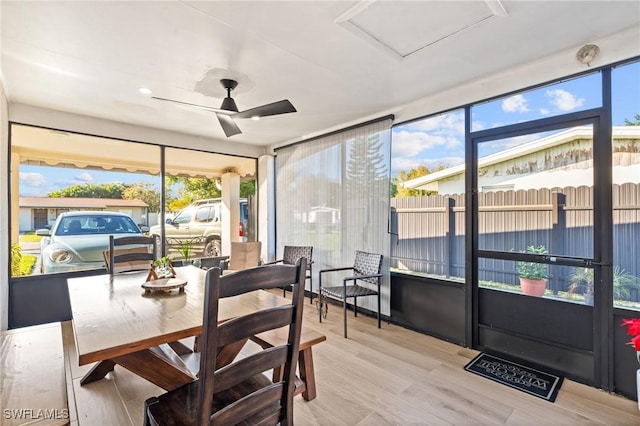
[567,267,594,305]
[516,245,548,297]
[152,256,173,278]
[176,239,194,263]
[569,266,638,305]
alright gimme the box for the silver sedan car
[37,211,144,274]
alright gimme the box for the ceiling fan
[152,79,297,137]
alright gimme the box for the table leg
[80,360,116,386]
[167,340,193,356]
[298,347,317,401]
[80,344,196,391]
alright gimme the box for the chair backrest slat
[108,235,157,274]
[218,263,298,297]
[213,346,288,394]
[216,306,293,347]
[214,384,283,426]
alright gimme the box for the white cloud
[402,111,465,134]
[392,111,465,175]
[392,130,463,157]
[539,108,550,115]
[545,89,584,111]
[502,95,530,113]
[76,172,93,182]
[20,172,47,187]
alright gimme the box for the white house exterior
[403,126,640,194]
[19,197,149,232]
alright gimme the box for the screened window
[275,118,392,312]
[390,110,466,282]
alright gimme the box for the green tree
[394,164,449,198]
[345,133,388,198]
[390,178,398,198]
[395,165,429,198]
[48,182,128,198]
[122,182,161,212]
[624,113,640,126]
[165,176,256,210]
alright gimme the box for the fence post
[551,191,566,294]
[445,197,455,278]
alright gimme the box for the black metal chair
[318,250,383,338]
[266,245,314,303]
[144,259,307,426]
[107,235,157,274]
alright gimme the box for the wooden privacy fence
[390,183,640,300]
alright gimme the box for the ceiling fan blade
[216,113,242,137]
[233,100,296,119]
[152,96,229,114]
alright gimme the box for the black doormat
[464,353,564,402]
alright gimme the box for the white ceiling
[1,1,639,149]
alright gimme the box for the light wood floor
[62,294,639,426]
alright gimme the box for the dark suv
[148,198,248,257]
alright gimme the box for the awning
[11,124,256,179]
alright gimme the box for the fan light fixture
[139,87,153,95]
[576,44,599,66]
[151,79,296,137]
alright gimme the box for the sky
[390,61,640,176]
[19,167,160,197]
[17,62,640,196]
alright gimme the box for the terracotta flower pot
[519,277,547,297]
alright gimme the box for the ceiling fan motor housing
[220,97,238,112]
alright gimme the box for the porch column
[221,169,240,256]
[10,153,19,244]
[258,155,275,262]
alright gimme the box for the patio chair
[144,259,307,426]
[318,250,383,338]
[107,235,157,274]
[198,255,230,270]
[265,245,314,303]
[220,241,262,274]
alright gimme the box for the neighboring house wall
[18,198,149,232]
[405,128,640,194]
[18,208,31,232]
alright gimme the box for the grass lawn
[18,255,37,276]
[19,233,43,243]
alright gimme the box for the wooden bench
[250,327,326,401]
[1,322,73,425]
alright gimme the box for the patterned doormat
[464,353,564,402]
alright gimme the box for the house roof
[403,126,640,191]
[19,197,148,209]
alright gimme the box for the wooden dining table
[66,265,289,390]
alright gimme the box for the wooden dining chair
[144,258,307,426]
[318,250,383,338]
[266,245,314,303]
[107,235,157,274]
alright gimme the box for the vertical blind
[275,117,392,315]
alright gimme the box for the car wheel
[204,239,221,257]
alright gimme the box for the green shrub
[10,243,22,276]
[516,245,548,280]
[19,255,37,276]
[10,243,37,277]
